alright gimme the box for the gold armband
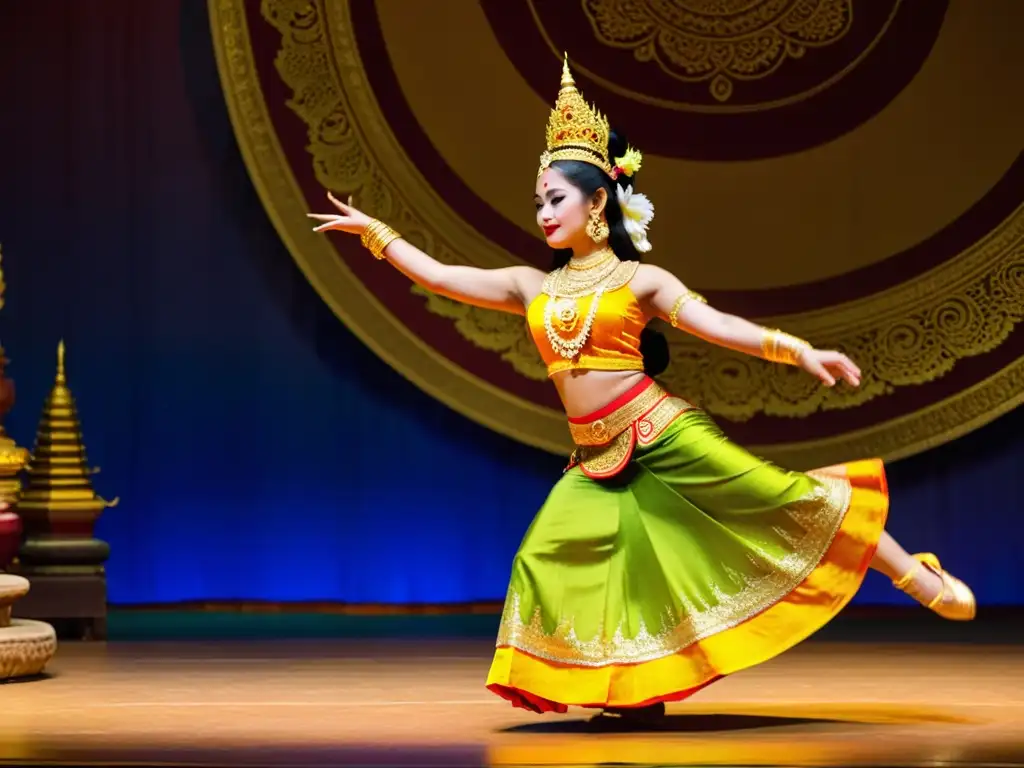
[761,328,811,365]
[669,289,707,329]
[360,219,402,260]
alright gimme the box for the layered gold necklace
[543,247,621,359]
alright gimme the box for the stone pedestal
[0,574,57,679]
[12,539,111,640]
[12,536,110,639]
[11,569,108,640]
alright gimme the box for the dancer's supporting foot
[602,702,667,721]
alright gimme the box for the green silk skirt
[486,406,889,713]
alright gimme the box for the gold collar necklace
[554,249,621,298]
[566,247,615,271]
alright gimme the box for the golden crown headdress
[538,55,642,180]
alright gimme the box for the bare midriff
[550,368,650,420]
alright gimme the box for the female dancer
[308,58,975,717]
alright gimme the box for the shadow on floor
[502,711,849,734]
[0,672,54,686]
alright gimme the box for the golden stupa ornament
[538,55,613,176]
[17,341,118,524]
[0,434,28,488]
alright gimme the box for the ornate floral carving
[665,209,1023,421]
[769,357,1024,468]
[260,1,514,270]
[581,0,854,101]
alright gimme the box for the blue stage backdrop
[0,0,1019,607]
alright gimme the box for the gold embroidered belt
[566,377,695,480]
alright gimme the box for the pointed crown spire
[560,52,575,90]
[56,339,66,386]
[538,53,612,176]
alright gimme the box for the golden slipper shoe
[894,553,976,621]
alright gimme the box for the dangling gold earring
[586,209,609,243]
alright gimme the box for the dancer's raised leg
[871,530,975,621]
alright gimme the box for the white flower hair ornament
[611,147,654,252]
[616,184,655,253]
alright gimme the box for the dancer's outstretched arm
[308,193,541,316]
[632,264,861,388]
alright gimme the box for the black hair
[547,130,670,378]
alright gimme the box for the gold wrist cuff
[761,328,811,365]
[361,219,402,260]
[669,289,707,329]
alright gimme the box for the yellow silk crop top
[526,261,647,377]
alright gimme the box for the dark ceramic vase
[0,508,21,570]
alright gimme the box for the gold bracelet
[761,328,811,365]
[669,289,707,329]
[360,219,402,260]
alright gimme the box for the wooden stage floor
[2,638,1023,767]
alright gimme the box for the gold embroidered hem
[485,408,889,712]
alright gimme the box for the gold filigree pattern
[541,258,639,297]
[497,472,852,665]
[574,396,694,478]
[211,0,1024,466]
[636,395,694,443]
[581,0,854,102]
[574,427,636,478]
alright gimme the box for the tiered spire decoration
[17,341,117,532]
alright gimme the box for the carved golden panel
[581,0,853,101]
